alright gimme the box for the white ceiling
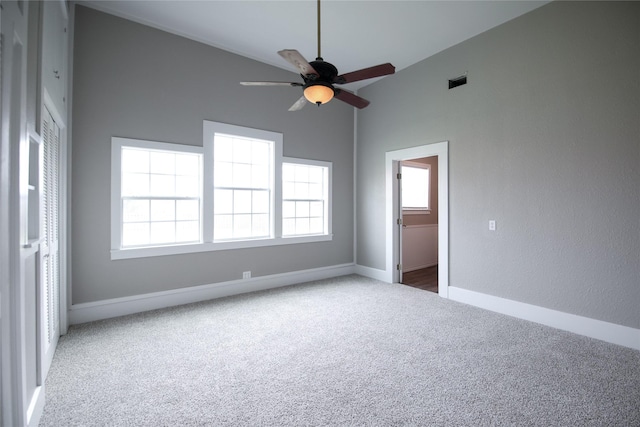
[81,0,549,90]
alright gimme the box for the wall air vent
[448,75,467,90]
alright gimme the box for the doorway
[399,156,439,293]
[385,142,449,297]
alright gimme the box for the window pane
[295,218,310,235]
[282,163,295,182]
[214,136,233,162]
[150,222,175,244]
[283,218,295,236]
[123,199,149,222]
[214,189,233,214]
[283,201,295,218]
[310,201,323,217]
[176,221,200,242]
[214,214,233,240]
[252,214,269,237]
[283,182,295,199]
[175,154,199,176]
[294,165,309,182]
[176,175,199,197]
[122,173,149,197]
[308,166,323,184]
[150,174,175,196]
[233,214,252,238]
[150,200,175,221]
[123,223,149,246]
[310,217,324,234]
[252,191,269,214]
[214,162,233,188]
[122,148,149,173]
[294,182,308,199]
[251,164,269,189]
[233,163,252,188]
[150,152,175,175]
[232,138,253,162]
[233,190,252,214]
[252,141,270,165]
[309,183,322,199]
[176,200,199,221]
[296,201,310,218]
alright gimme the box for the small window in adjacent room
[112,138,203,249]
[282,159,331,237]
[401,162,430,212]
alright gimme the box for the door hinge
[397,173,402,180]
[397,264,402,271]
[396,218,403,225]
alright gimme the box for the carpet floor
[40,275,640,426]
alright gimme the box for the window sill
[403,209,431,215]
[111,234,333,260]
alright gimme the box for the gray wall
[357,1,639,329]
[72,6,354,304]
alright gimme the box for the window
[212,133,273,241]
[401,162,430,211]
[111,138,203,249]
[282,160,330,237]
[111,121,332,260]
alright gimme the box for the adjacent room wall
[71,6,354,304]
[357,1,640,329]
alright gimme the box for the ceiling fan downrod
[316,0,322,60]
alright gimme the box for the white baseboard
[448,286,640,351]
[354,264,388,282]
[69,263,356,325]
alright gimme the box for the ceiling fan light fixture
[304,82,334,106]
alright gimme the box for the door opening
[399,157,439,293]
[385,142,449,298]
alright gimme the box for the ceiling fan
[240,0,395,111]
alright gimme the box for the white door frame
[385,141,449,297]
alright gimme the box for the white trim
[385,142,449,298]
[354,264,388,282]
[448,287,640,351]
[26,385,45,427]
[69,263,356,324]
[111,234,333,260]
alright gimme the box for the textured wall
[357,1,640,328]
[71,6,354,304]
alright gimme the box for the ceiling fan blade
[240,81,303,87]
[334,89,370,109]
[334,63,395,85]
[288,96,308,111]
[278,49,319,78]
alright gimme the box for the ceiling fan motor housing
[306,58,338,84]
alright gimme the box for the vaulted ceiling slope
[80,0,549,90]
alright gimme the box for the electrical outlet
[489,220,496,231]
[242,271,251,279]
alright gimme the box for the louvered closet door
[40,107,60,372]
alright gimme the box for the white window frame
[401,161,431,215]
[111,137,204,260]
[111,122,333,260]
[282,157,332,238]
